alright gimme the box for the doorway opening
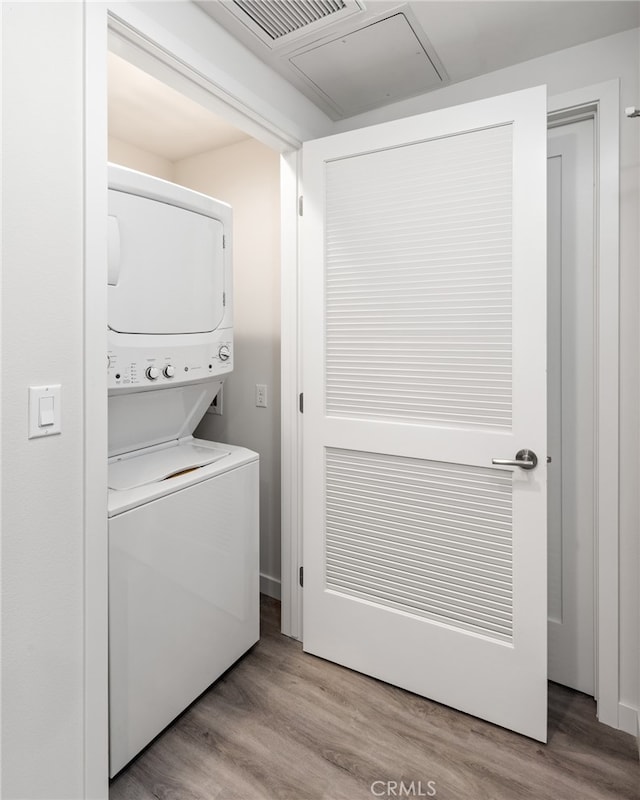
[107,48,285,607]
[547,114,596,697]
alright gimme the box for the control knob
[218,345,231,362]
[163,365,175,378]
[146,366,160,381]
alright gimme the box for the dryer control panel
[108,331,232,392]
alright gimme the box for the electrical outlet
[206,384,223,416]
[256,384,268,408]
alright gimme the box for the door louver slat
[325,124,514,430]
[325,448,514,642]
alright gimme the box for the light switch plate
[28,384,61,439]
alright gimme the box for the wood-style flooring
[110,596,639,800]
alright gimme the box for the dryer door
[108,189,225,335]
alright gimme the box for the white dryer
[106,165,259,777]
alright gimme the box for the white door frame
[84,17,624,793]
[280,148,305,638]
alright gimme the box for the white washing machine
[107,165,259,777]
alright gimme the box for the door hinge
[298,195,303,216]
[299,392,304,413]
[223,292,226,307]
[299,566,304,587]
[222,234,227,249]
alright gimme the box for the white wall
[338,28,640,728]
[637,24,640,751]
[174,140,282,597]
[108,136,173,180]
[1,3,89,797]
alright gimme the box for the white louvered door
[302,86,548,741]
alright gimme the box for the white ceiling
[108,52,250,162]
[402,1,640,83]
[199,0,640,118]
[109,1,640,159]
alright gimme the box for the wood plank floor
[111,596,639,800]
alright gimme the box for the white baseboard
[260,573,281,600]
[617,701,639,737]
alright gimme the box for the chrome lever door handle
[492,449,538,470]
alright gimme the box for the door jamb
[280,149,304,639]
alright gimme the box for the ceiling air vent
[226,0,365,49]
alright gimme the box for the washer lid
[107,441,259,518]
[108,439,231,491]
[108,188,225,335]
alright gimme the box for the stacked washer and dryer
[106,164,259,777]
